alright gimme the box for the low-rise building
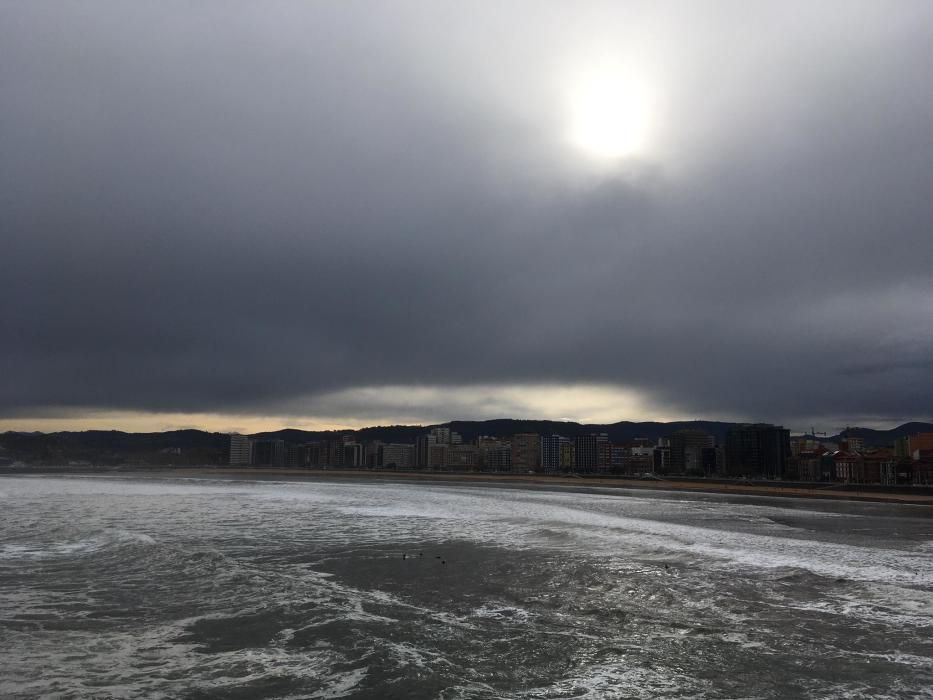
[861,448,895,484]
[790,436,824,457]
[379,443,414,469]
[832,451,860,483]
[622,453,654,475]
[909,433,933,454]
[447,444,479,470]
[912,454,933,485]
[794,451,824,482]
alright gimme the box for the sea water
[1,474,931,698]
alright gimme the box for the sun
[567,70,653,161]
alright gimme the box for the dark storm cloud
[2,1,933,427]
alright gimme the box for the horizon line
[3,416,931,437]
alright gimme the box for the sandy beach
[159,467,933,506]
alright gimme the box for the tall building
[725,424,791,479]
[610,444,627,472]
[342,442,364,468]
[596,435,611,472]
[365,441,384,468]
[286,443,305,468]
[485,445,512,472]
[305,441,332,467]
[668,430,714,474]
[559,441,575,471]
[229,434,251,466]
[252,439,286,468]
[700,447,719,475]
[653,437,671,474]
[541,435,568,472]
[574,434,606,472]
[328,435,357,468]
[430,427,451,444]
[511,433,541,472]
[427,443,449,469]
[415,434,437,467]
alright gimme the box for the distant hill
[828,422,933,446]
[168,419,933,450]
[3,420,931,466]
[252,419,740,446]
[0,429,230,466]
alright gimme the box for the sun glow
[567,68,654,161]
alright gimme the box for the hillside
[3,419,930,466]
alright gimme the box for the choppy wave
[0,474,931,698]
[0,529,157,560]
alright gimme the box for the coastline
[42,466,933,507]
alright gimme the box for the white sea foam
[0,620,351,699]
[384,640,453,669]
[782,585,933,629]
[471,604,532,623]
[295,483,933,589]
[719,632,766,649]
[515,661,710,699]
[0,530,156,560]
[305,667,369,699]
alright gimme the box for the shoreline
[10,466,932,506]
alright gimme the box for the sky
[2,1,933,434]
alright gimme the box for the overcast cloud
[2,1,932,431]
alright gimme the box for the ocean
[1,474,931,698]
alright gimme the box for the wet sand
[164,467,933,506]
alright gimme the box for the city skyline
[221,422,932,485]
